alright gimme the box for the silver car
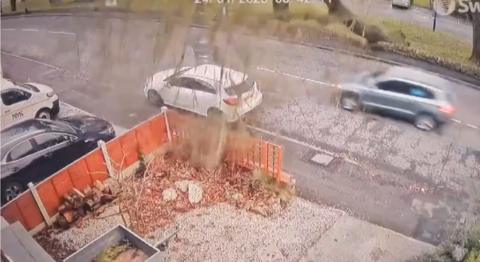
[339,67,456,131]
[144,64,263,122]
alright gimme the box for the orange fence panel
[120,131,139,167]
[52,170,74,198]
[37,181,61,217]
[68,160,92,190]
[135,123,156,155]
[149,115,167,145]
[16,193,43,231]
[2,202,27,228]
[85,149,109,182]
[107,139,124,171]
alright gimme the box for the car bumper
[52,99,60,116]
[224,92,263,122]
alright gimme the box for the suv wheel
[414,114,437,131]
[2,181,24,203]
[147,90,164,107]
[340,93,360,111]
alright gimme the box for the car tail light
[439,105,455,115]
[223,97,239,106]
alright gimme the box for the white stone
[162,188,177,202]
[188,183,203,204]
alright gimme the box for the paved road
[1,14,479,244]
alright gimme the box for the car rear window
[225,79,254,96]
[20,84,40,92]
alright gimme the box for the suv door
[363,80,415,118]
[29,132,82,180]
[1,88,32,127]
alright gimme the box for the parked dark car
[1,115,115,203]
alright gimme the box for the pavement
[301,215,436,262]
[1,12,479,246]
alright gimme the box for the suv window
[409,86,435,99]
[33,133,72,151]
[7,140,36,162]
[376,80,410,95]
[1,89,32,106]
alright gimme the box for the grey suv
[339,67,455,131]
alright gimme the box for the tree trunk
[471,0,480,64]
[10,0,16,11]
[272,1,289,20]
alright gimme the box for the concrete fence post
[161,106,172,142]
[27,183,52,226]
[98,140,115,178]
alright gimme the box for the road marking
[1,51,62,71]
[47,30,75,36]
[452,118,462,124]
[247,124,359,166]
[21,28,39,32]
[466,123,479,130]
[257,66,335,87]
[2,28,16,31]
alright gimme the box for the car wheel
[36,108,53,119]
[340,93,360,111]
[414,114,437,131]
[147,90,164,107]
[2,181,24,203]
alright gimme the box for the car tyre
[36,108,53,119]
[340,93,360,111]
[414,114,437,131]
[1,180,24,204]
[147,90,164,107]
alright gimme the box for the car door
[167,77,195,111]
[191,79,217,116]
[2,139,38,181]
[363,79,415,118]
[1,88,33,128]
[29,132,83,180]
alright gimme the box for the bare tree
[324,0,391,44]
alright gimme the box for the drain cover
[311,153,334,167]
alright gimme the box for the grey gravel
[168,198,343,262]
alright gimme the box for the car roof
[183,64,248,88]
[1,119,74,150]
[382,67,452,92]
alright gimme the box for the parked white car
[144,64,263,122]
[1,78,60,129]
